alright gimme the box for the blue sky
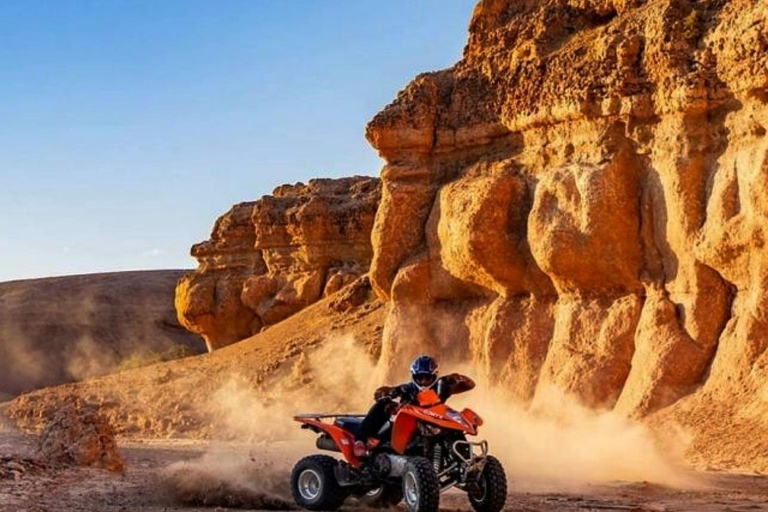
[0,0,475,281]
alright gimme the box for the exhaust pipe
[385,455,409,477]
[316,435,341,452]
[371,454,409,477]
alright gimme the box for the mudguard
[294,416,362,468]
[391,411,419,454]
[390,389,480,453]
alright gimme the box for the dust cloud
[376,304,695,488]
[452,381,694,490]
[161,448,295,509]
[161,336,379,508]
[207,335,377,442]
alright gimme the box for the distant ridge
[0,269,205,400]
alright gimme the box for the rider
[354,355,476,455]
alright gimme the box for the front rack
[452,440,489,483]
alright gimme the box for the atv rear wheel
[402,457,440,512]
[291,455,348,511]
[359,484,404,508]
[467,455,507,512]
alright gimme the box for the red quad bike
[290,388,508,512]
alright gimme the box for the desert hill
[0,270,206,400]
[7,277,385,439]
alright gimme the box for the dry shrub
[38,396,124,473]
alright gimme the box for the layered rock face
[176,177,381,350]
[367,0,767,418]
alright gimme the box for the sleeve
[396,382,419,403]
[437,373,476,401]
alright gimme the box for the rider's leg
[359,399,392,442]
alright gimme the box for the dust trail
[451,381,695,490]
[161,447,295,509]
[207,335,377,442]
[161,335,376,508]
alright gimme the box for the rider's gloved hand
[443,373,476,394]
[442,373,460,385]
[374,385,395,401]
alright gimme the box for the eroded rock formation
[367,0,767,418]
[176,177,381,350]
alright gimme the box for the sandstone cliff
[175,177,381,350]
[366,0,768,431]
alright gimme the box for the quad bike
[290,388,507,512]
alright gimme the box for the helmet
[410,355,438,389]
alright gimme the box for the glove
[443,373,461,385]
[374,385,395,401]
[443,373,476,394]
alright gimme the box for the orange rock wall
[367,0,767,419]
[176,177,380,350]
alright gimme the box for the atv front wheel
[359,484,404,508]
[402,457,440,512]
[291,455,348,511]
[467,455,507,512]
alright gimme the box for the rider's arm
[437,373,476,401]
[445,373,476,394]
[373,383,412,401]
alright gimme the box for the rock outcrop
[367,0,767,421]
[176,177,381,350]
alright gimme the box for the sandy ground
[2,414,768,512]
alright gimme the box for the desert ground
[3,415,768,512]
